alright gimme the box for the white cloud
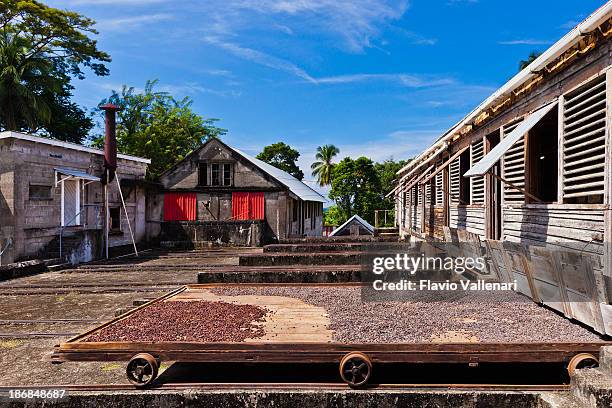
[202,36,454,87]
[96,13,174,31]
[215,0,410,53]
[202,36,317,83]
[274,24,295,35]
[315,73,454,87]
[159,83,242,98]
[499,39,552,45]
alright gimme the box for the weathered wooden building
[392,4,612,334]
[154,138,326,245]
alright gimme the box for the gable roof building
[329,215,374,237]
[156,138,325,244]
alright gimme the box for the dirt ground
[0,247,258,386]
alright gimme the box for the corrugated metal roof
[230,147,327,203]
[55,167,101,182]
[0,131,151,164]
[464,101,558,177]
[330,214,374,236]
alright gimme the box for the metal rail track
[0,383,570,392]
[0,286,178,295]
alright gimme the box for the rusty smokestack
[100,103,121,184]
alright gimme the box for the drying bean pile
[85,300,267,343]
[213,287,602,344]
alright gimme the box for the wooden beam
[420,146,469,185]
[488,172,543,203]
[404,164,436,191]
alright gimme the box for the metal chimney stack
[100,103,121,184]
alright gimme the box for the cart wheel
[126,353,159,387]
[567,353,598,377]
[339,352,372,388]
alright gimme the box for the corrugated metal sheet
[232,192,249,220]
[249,192,264,219]
[55,167,100,182]
[164,193,196,221]
[230,147,327,203]
[464,101,558,177]
[232,192,264,220]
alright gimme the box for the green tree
[519,51,542,71]
[375,159,407,210]
[0,1,109,140]
[328,157,382,224]
[256,142,304,180]
[311,144,339,186]
[94,80,226,179]
[323,205,344,227]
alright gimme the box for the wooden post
[605,69,612,278]
[557,94,565,204]
[420,183,425,235]
[443,164,449,228]
[484,135,492,239]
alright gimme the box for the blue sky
[47,0,605,192]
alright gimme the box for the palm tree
[311,144,340,186]
[0,30,52,131]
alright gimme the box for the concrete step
[600,346,612,375]
[47,263,70,272]
[239,251,362,266]
[279,236,399,244]
[198,265,362,283]
[375,227,399,233]
[11,388,548,407]
[264,243,366,253]
[539,392,588,408]
[571,368,612,408]
[378,232,400,237]
[263,242,409,253]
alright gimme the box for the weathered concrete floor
[0,248,257,387]
[0,388,550,408]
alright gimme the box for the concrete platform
[198,265,362,283]
[0,387,551,408]
[279,236,399,244]
[239,252,361,266]
[263,243,367,253]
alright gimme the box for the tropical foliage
[327,157,406,225]
[93,80,226,179]
[0,0,109,142]
[256,142,304,180]
[311,144,340,186]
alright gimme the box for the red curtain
[164,193,197,221]
[232,192,264,220]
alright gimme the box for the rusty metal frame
[54,283,607,365]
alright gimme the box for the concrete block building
[154,138,326,245]
[0,131,150,265]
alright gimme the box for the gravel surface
[85,301,268,343]
[212,287,602,344]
